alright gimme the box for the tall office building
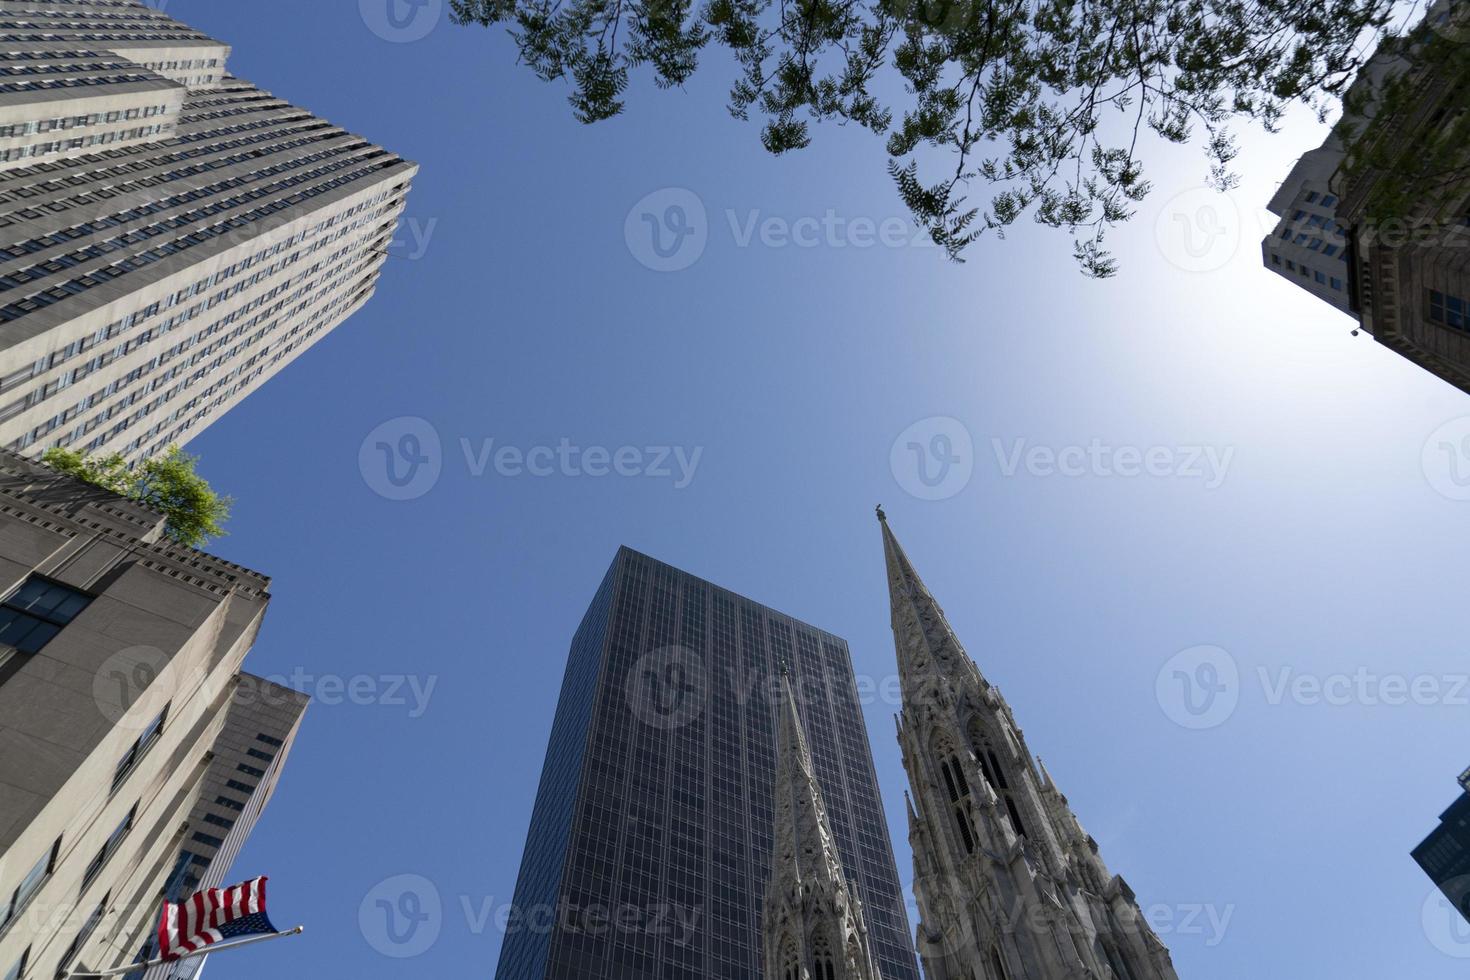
[0,0,416,461]
[136,676,309,980]
[0,448,301,980]
[878,510,1178,980]
[1262,0,1470,395]
[1413,766,1470,928]
[496,547,920,980]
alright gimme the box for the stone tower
[878,508,1179,980]
[763,669,884,980]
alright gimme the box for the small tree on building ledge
[41,446,233,548]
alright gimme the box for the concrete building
[0,1,228,170]
[133,676,308,980]
[0,449,300,980]
[1413,767,1470,929]
[1262,0,1470,395]
[0,0,416,461]
[761,671,883,980]
[877,510,1178,980]
[496,547,919,980]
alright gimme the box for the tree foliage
[42,446,232,548]
[451,0,1399,274]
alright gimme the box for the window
[811,934,836,980]
[81,804,137,891]
[56,894,107,977]
[245,748,274,762]
[256,733,284,748]
[1315,271,1326,284]
[1,838,60,934]
[190,832,224,849]
[1323,245,1338,257]
[215,795,245,812]
[1271,254,1281,266]
[1330,278,1343,291]
[202,814,235,831]
[3,947,28,980]
[1286,260,1297,272]
[937,750,976,853]
[237,763,266,778]
[1306,191,1320,203]
[1321,194,1338,207]
[1429,290,1466,330]
[0,576,90,657]
[112,704,168,793]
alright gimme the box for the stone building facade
[878,510,1178,980]
[0,449,299,980]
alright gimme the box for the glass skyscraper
[496,546,919,980]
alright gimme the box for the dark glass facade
[496,547,919,980]
[1414,777,1470,926]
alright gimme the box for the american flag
[156,877,278,960]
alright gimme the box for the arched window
[990,946,1011,980]
[969,723,1027,840]
[811,932,836,980]
[780,936,800,980]
[935,741,975,854]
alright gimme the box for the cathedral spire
[770,670,845,889]
[762,671,885,980]
[878,511,984,701]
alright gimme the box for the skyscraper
[1413,766,1470,929]
[0,0,416,460]
[496,546,919,980]
[137,675,309,980]
[0,448,300,980]
[878,510,1178,980]
[1261,0,1470,395]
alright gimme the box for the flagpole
[69,925,304,979]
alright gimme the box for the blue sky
[156,1,1470,976]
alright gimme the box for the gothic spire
[769,670,847,889]
[878,511,984,700]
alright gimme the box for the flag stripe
[156,877,275,960]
